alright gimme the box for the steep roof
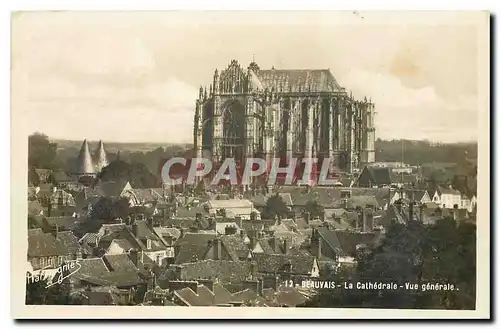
[172,260,252,283]
[213,283,233,305]
[94,140,109,172]
[76,139,95,174]
[174,232,216,264]
[254,68,341,93]
[437,186,461,196]
[97,181,131,198]
[28,231,74,258]
[102,254,138,273]
[252,253,316,275]
[367,167,393,185]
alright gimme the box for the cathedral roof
[94,140,109,172]
[254,69,342,92]
[76,139,95,174]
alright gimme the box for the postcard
[11,10,490,319]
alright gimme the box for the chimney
[395,200,402,214]
[208,217,215,230]
[419,204,424,222]
[250,261,258,279]
[269,237,276,252]
[248,230,257,249]
[283,260,292,273]
[283,239,289,255]
[47,201,52,217]
[356,210,362,231]
[235,216,243,229]
[174,265,183,280]
[132,222,139,237]
[311,229,321,258]
[197,279,215,292]
[303,212,310,224]
[273,275,279,291]
[129,249,138,266]
[409,201,414,222]
[240,229,244,239]
[212,238,221,260]
[258,277,264,297]
[225,225,237,235]
[363,209,374,232]
[147,217,153,228]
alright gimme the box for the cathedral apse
[193,60,376,174]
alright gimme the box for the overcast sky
[12,11,482,143]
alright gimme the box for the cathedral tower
[75,139,96,176]
[94,140,109,172]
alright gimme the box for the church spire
[76,139,95,174]
[94,140,109,172]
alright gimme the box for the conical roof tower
[94,140,109,172]
[76,139,95,174]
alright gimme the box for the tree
[263,195,289,219]
[302,219,476,310]
[28,133,59,169]
[28,215,39,229]
[78,175,95,187]
[28,167,41,187]
[90,197,130,221]
[98,160,159,188]
[304,200,324,219]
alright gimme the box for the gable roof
[44,216,78,231]
[316,227,344,256]
[170,260,252,283]
[153,227,181,242]
[276,286,309,307]
[335,230,380,256]
[97,181,131,198]
[365,167,392,185]
[56,231,80,254]
[252,253,316,275]
[102,254,138,272]
[437,186,461,196]
[213,282,233,305]
[28,201,44,216]
[174,232,216,264]
[108,238,135,252]
[28,231,74,258]
[76,257,110,278]
[219,235,249,260]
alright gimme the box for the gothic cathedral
[193,60,376,173]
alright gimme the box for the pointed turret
[94,140,109,172]
[76,139,95,175]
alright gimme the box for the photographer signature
[30,260,82,288]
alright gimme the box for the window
[340,190,351,199]
[147,239,152,249]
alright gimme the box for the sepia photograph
[10,10,490,319]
